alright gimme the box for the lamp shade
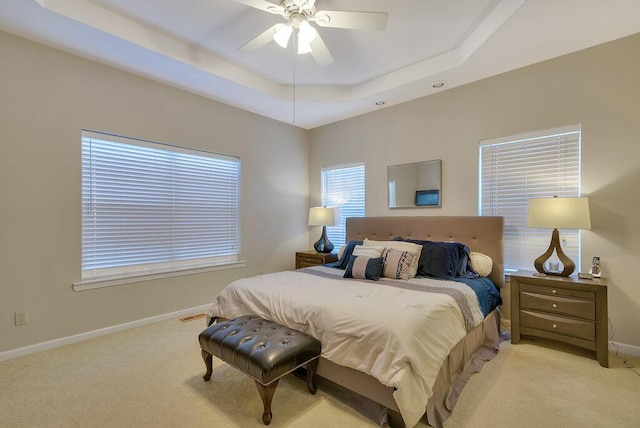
[527,197,591,230]
[308,207,339,226]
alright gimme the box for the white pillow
[470,252,493,277]
[352,245,386,259]
[364,239,422,278]
[337,244,347,260]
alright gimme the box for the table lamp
[527,196,591,276]
[309,207,339,253]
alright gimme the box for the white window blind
[479,125,581,273]
[388,181,397,208]
[321,162,365,248]
[81,130,240,281]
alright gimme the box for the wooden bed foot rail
[386,408,405,428]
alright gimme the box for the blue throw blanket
[452,276,502,317]
[324,240,362,269]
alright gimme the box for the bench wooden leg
[255,379,278,425]
[305,358,318,394]
[201,349,213,381]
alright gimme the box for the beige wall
[309,33,640,349]
[0,32,309,353]
[3,27,639,354]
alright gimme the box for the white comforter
[207,266,484,427]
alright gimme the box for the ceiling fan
[232,0,389,67]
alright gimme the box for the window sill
[73,260,246,292]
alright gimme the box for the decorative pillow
[394,238,473,279]
[343,255,384,281]
[470,252,493,277]
[337,244,347,260]
[353,245,386,259]
[382,249,415,280]
[441,241,474,277]
[364,239,422,278]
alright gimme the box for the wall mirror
[388,159,442,208]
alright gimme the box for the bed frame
[315,216,504,428]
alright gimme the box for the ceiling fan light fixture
[273,23,293,48]
[234,0,388,67]
[298,20,317,44]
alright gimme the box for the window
[80,130,240,285]
[388,181,396,208]
[479,125,581,273]
[321,162,365,248]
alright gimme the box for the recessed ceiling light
[432,80,447,89]
[375,101,386,106]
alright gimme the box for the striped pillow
[382,248,415,280]
[364,239,422,278]
[343,255,384,281]
[352,245,386,259]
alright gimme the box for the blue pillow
[393,238,476,279]
[343,255,384,281]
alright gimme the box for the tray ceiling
[1,0,640,128]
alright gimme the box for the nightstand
[511,270,608,367]
[295,251,338,269]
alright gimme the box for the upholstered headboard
[345,216,504,288]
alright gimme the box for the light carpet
[1,317,638,427]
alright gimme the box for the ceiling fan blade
[238,24,278,52]
[232,0,285,15]
[310,33,334,67]
[314,10,388,30]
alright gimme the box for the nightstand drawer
[521,310,595,341]
[295,251,338,269]
[297,260,321,268]
[520,283,594,300]
[521,292,595,320]
[297,254,325,265]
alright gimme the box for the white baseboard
[3,307,639,362]
[0,304,211,363]
[610,341,640,358]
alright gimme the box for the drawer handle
[552,304,558,309]
[552,324,558,329]
[552,289,557,294]
[306,258,311,262]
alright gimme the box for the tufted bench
[199,315,321,425]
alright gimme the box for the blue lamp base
[313,226,334,253]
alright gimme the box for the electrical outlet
[14,311,27,326]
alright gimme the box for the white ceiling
[1,0,640,129]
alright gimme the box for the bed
[207,216,504,427]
